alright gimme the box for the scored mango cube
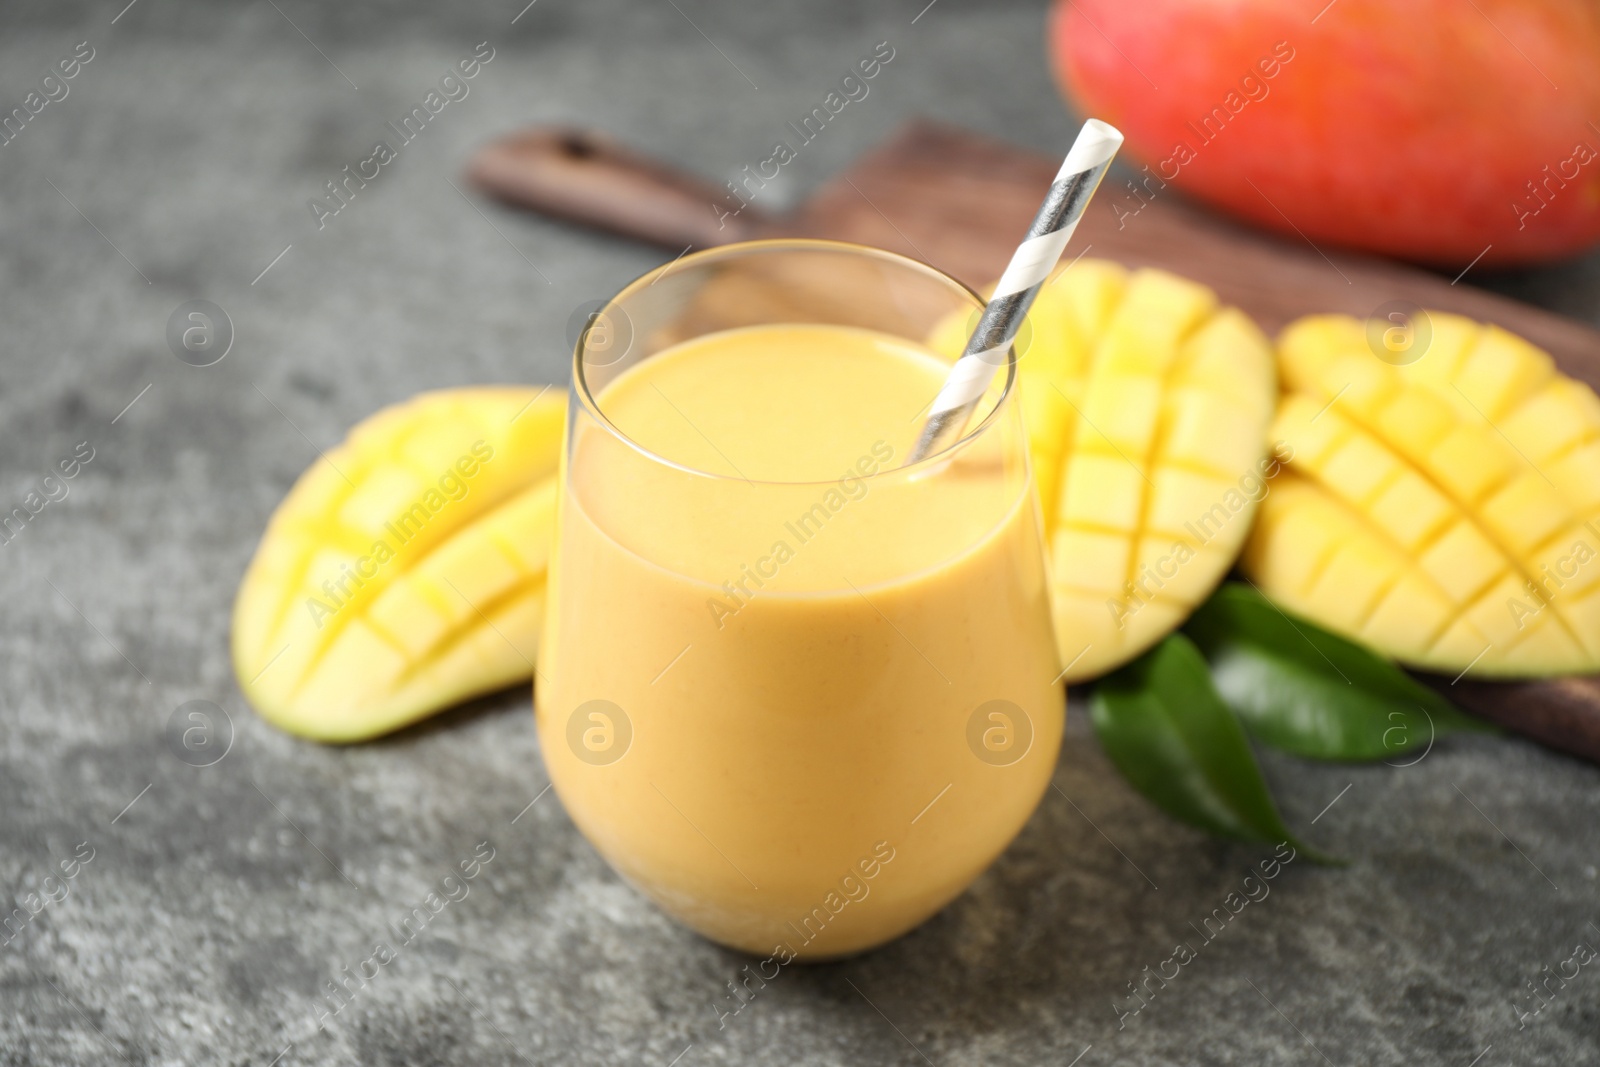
[231,387,566,741]
[935,262,1276,682]
[1246,312,1600,677]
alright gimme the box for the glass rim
[571,237,1019,487]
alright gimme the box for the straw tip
[1080,118,1124,145]
[1059,119,1124,177]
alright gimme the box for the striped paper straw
[906,118,1123,464]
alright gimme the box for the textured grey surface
[1,2,1598,1065]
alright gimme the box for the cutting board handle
[465,126,769,250]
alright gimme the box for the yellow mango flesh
[932,261,1277,682]
[1244,313,1600,676]
[232,387,566,741]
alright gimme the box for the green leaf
[1089,633,1336,862]
[1185,583,1495,762]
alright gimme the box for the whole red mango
[1049,0,1600,267]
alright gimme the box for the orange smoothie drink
[536,241,1063,959]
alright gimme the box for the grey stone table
[2,2,1597,1064]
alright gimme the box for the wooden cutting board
[467,121,1600,763]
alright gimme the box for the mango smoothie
[537,319,1063,959]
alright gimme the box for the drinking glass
[536,239,1063,959]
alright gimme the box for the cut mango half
[232,387,566,741]
[932,261,1277,682]
[1244,313,1600,676]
